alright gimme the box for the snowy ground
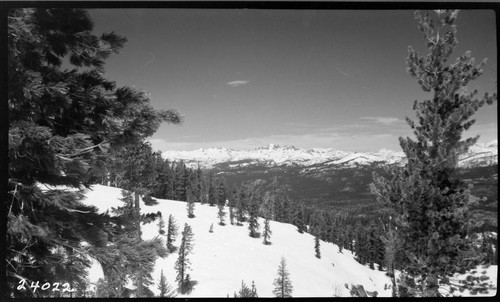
[80,185,497,297]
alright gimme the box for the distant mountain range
[162,140,498,169]
[162,141,497,225]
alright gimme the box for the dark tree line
[90,142,229,209]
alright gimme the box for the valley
[163,143,498,230]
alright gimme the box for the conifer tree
[251,281,258,297]
[216,178,227,206]
[157,269,176,297]
[371,10,496,297]
[262,191,274,245]
[217,202,226,226]
[247,189,261,238]
[166,214,179,253]
[293,203,307,234]
[208,173,217,206]
[235,185,246,225]
[315,236,321,259]
[158,216,166,235]
[234,280,258,298]
[175,223,194,292]
[174,161,189,201]
[262,217,272,245]
[380,225,399,296]
[199,173,209,204]
[186,186,196,218]
[273,257,293,298]
[7,8,181,297]
[229,200,236,225]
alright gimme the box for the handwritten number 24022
[17,279,76,293]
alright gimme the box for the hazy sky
[89,9,497,152]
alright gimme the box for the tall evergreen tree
[186,186,196,218]
[380,225,399,296]
[273,257,293,298]
[158,216,166,235]
[208,173,217,206]
[228,189,236,225]
[235,185,247,225]
[175,223,194,292]
[314,236,321,259]
[262,217,272,245]
[217,202,226,226]
[293,203,307,234]
[262,191,274,245]
[7,8,181,297]
[157,269,176,297]
[216,178,227,206]
[247,188,261,238]
[166,214,179,253]
[234,280,258,298]
[371,10,496,297]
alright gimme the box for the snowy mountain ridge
[161,140,498,169]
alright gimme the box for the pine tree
[293,203,307,234]
[7,8,181,297]
[315,236,321,259]
[217,202,226,226]
[174,161,189,201]
[371,10,496,297]
[100,191,168,297]
[262,191,274,245]
[273,257,293,298]
[199,173,209,204]
[158,216,166,235]
[229,203,235,225]
[166,214,179,253]
[262,217,272,245]
[247,189,261,238]
[175,223,194,292]
[234,281,250,298]
[380,225,399,296]
[186,186,196,218]
[157,269,176,297]
[216,178,227,206]
[251,281,258,297]
[235,185,246,225]
[208,173,216,206]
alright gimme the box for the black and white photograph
[4,1,498,298]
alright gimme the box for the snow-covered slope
[80,185,497,297]
[80,185,391,297]
[161,141,497,169]
[460,140,498,168]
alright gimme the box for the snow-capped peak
[162,142,497,169]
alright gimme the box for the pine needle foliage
[166,214,179,253]
[273,257,293,298]
[315,236,321,259]
[7,8,181,297]
[175,223,194,291]
[234,280,258,298]
[371,10,496,297]
[157,269,177,298]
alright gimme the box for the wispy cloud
[360,116,402,125]
[226,80,249,87]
